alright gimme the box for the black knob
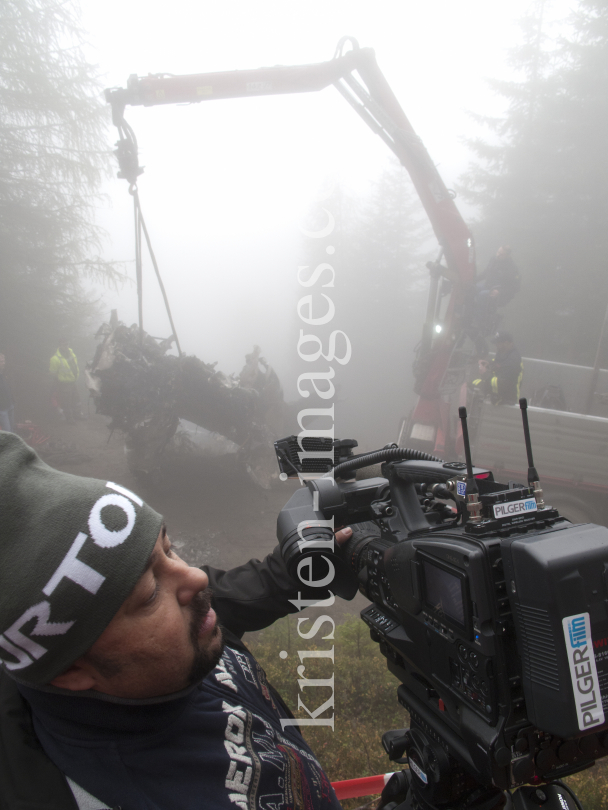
[511,755,534,784]
[535,748,558,771]
[514,737,528,753]
[494,746,511,767]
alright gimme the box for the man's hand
[335,527,353,546]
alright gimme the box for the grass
[564,757,608,810]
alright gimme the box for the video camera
[274,402,608,810]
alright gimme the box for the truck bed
[472,402,608,492]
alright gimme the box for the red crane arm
[105,45,475,287]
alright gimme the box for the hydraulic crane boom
[105,39,476,455]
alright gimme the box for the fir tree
[461,0,608,364]
[0,0,113,413]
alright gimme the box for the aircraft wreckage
[86,322,285,488]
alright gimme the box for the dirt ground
[34,411,369,624]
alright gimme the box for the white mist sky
[81,0,571,390]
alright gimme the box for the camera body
[275,439,608,802]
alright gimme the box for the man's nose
[176,564,209,606]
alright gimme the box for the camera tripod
[377,728,584,810]
[376,768,583,810]
[375,763,584,810]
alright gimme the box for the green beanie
[0,432,162,685]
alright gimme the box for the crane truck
[105,38,608,525]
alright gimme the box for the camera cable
[327,445,442,479]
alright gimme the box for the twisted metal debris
[86,322,285,488]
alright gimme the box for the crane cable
[130,185,183,359]
[110,107,183,358]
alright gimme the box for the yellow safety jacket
[49,349,79,383]
[472,347,523,405]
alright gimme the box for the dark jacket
[477,255,521,306]
[473,345,523,405]
[0,546,341,810]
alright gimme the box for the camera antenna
[519,398,545,508]
[459,406,482,523]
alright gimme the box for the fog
[5,3,608,799]
[82,0,572,446]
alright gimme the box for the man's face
[72,527,224,699]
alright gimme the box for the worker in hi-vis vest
[49,339,82,423]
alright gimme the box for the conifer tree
[0,0,111,412]
[461,0,608,364]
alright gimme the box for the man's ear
[50,660,98,692]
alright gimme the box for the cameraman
[0,432,355,809]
